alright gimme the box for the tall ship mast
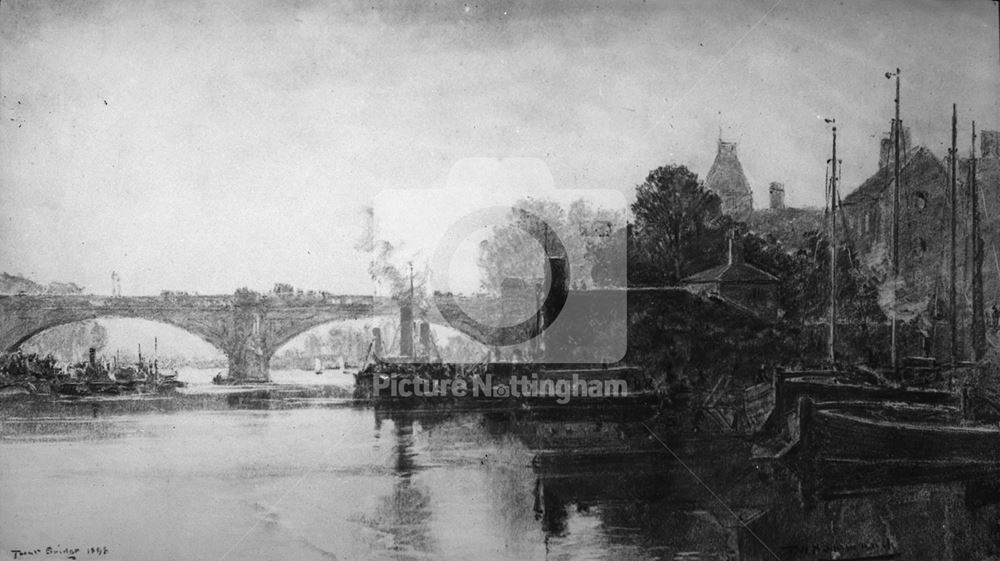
[827,121,839,364]
[888,68,902,374]
[970,121,987,360]
[949,104,959,367]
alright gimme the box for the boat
[780,397,1000,499]
[751,102,963,438]
[355,267,652,409]
[53,379,91,396]
[772,373,958,419]
[749,366,960,439]
[156,370,186,390]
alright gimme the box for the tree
[477,197,625,293]
[630,165,724,284]
[22,320,108,362]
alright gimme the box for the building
[701,140,823,249]
[769,182,785,210]
[745,179,824,248]
[840,142,948,303]
[840,127,1000,357]
[681,238,779,319]
[704,139,754,219]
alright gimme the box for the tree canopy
[630,165,726,285]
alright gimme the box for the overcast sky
[1,0,997,296]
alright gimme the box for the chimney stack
[982,130,1000,159]
[769,182,785,209]
[878,125,912,169]
[419,321,431,357]
[399,304,413,358]
[727,236,743,266]
[371,327,383,358]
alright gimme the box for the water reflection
[360,415,436,558]
[2,388,1000,560]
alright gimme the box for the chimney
[399,304,413,358]
[878,125,912,169]
[879,135,892,169]
[371,327,383,358]
[982,130,1000,159]
[768,182,785,209]
[728,236,743,265]
[419,321,431,357]
[719,140,738,156]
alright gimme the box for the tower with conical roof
[704,139,753,219]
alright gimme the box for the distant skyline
[1,0,997,295]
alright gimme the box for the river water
[2,369,1000,561]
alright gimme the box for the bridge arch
[7,313,228,357]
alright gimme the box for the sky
[2,0,998,297]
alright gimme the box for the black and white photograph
[1,1,999,559]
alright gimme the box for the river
[2,368,1000,560]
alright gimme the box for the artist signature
[9,546,109,560]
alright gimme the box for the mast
[950,104,958,367]
[889,68,901,373]
[409,262,416,358]
[971,121,986,360]
[399,262,415,358]
[828,123,838,363]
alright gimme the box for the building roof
[681,261,778,285]
[746,206,824,248]
[842,146,943,206]
[704,141,753,203]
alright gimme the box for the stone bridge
[0,287,632,379]
[0,292,375,381]
[0,289,561,381]
[0,287,762,381]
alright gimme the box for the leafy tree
[630,165,724,284]
[476,197,624,293]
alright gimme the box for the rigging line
[974,174,1000,278]
[834,188,859,271]
[824,160,831,218]
[641,423,782,561]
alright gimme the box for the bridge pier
[223,301,273,383]
[225,346,271,383]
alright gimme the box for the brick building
[840,127,1000,357]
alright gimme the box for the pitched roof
[704,141,752,199]
[842,146,943,205]
[681,261,778,285]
